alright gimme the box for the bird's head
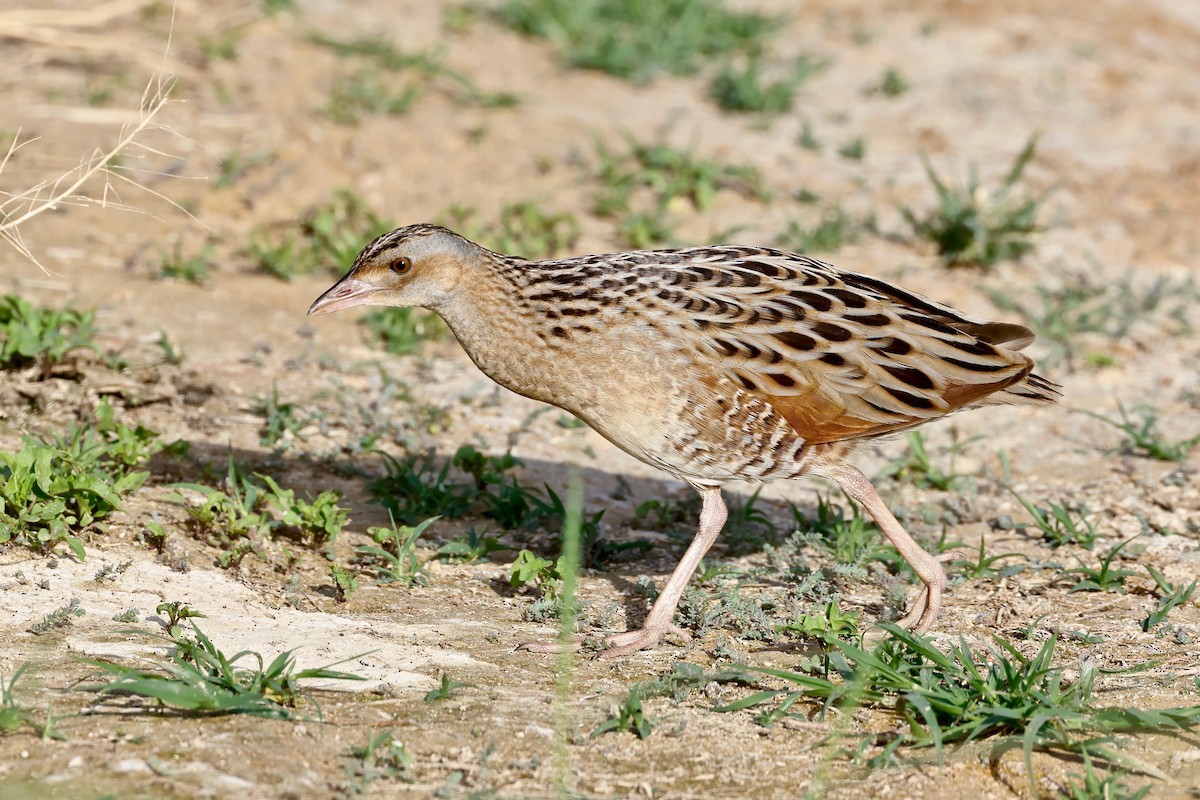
[307,224,479,316]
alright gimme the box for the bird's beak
[307,277,380,317]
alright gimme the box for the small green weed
[615,209,676,249]
[709,55,824,114]
[510,549,564,595]
[249,189,391,279]
[360,307,450,355]
[722,487,774,554]
[0,402,159,558]
[158,240,214,284]
[213,149,272,190]
[634,494,700,531]
[175,466,269,567]
[325,69,420,124]
[258,475,349,546]
[595,139,769,248]
[450,446,518,490]
[596,139,769,214]
[0,294,97,373]
[155,331,185,365]
[952,536,1027,580]
[878,430,974,491]
[367,451,479,524]
[1063,538,1140,593]
[448,445,513,490]
[0,664,31,734]
[438,202,579,259]
[510,548,582,622]
[355,304,451,355]
[252,386,314,449]
[155,601,206,638]
[501,0,776,85]
[1008,488,1100,549]
[1057,752,1150,800]
[83,623,367,718]
[310,34,517,124]
[903,135,1045,267]
[837,136,866,161]
[676,581,780,643]
[0,664,63,740]
[174,460,350,566]
[868,67,909,97]
[444,4,480,34]
[1141,566,1197,632]
[355,517,436,587]
[28,598,84,635]
[792,494,889,570]
[796,120,820,151]
[329,563,359,602]
[592,686,653,739]
[778,599,861,644]
[94,559,133,582]
[423,673,474,703]
[1082,403,1200,462]
[343,729,413,793]
[435,527,510,562]
[199,30,240,61]
[777,207,859,253]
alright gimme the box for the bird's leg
[828,465,960,634]
[518,487,727,658]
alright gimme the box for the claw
[894,551,963,634]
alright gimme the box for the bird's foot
[893,551,963,634]
[516,622,692,659]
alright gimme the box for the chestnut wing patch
[646,250,1038,443]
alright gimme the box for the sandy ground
[1,0,1198,798]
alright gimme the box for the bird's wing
[639,247,1038,444]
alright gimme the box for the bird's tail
[992,370,1062,405]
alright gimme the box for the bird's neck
[430,257,560,402]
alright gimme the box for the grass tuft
[1008,487,1100,550]
[709,55,824,114]
[356,517,437,587]
[715,625,1200,788]
[1082,403,1200,462]
[83,622,367,719]
[902,135,1046,267]
[310,33,517,124]
[594,139,768,248]
[438,201,580,260]
[500,0,777,85]
[0,294,97,373]
[249,189,391,280]
[0,401,163,559]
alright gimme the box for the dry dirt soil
[1,1,1199,799]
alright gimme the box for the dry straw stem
[0,73,198,275]
[0,0,181,72]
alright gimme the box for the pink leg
[827,465,960,634]
[519,486,727,658]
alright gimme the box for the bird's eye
[389,256,412,275]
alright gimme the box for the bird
[308,224,1060,658]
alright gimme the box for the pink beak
[307,278,379,316]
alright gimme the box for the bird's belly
[575,368,815,487]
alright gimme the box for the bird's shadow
[147,438,800,630]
